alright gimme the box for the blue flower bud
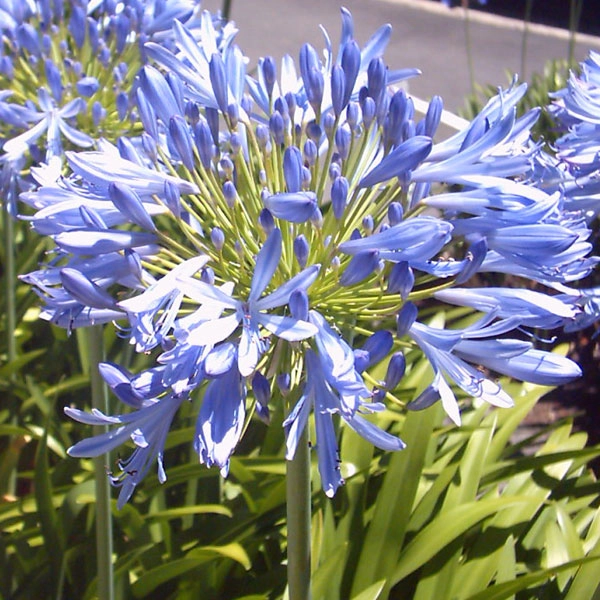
[229,132,242,155]
[277,372,291,396]
[169,115,195,171]
[99,46,111,67]
[362,330,394,367]
[256,124,270,150]
[60,268,116,309]
[396,302,418,337]
[92,100,106,127]
[227,102,239,128]
[209,53,228,114]
[206,107,220,145]
[252,371,271,424]
[45,59,62,102]
[164,181,181,218]
[194,119,214,169]
[340,250,379,286]
[335,124,351,160]
[310,206,323,228]
[223,180,237,208]
[201,267,215,285]
[116,92,129,121]
[136,89,158,140]
[361,95,377,129]
[261,56,277,98]
[323,112,335,136]
[331,176,349,220]
[69,5,86,48]
[329,162,341,180]
[290,289,309,322]
[263,192,317,223]
[303,139,317,166]
[387,261,414,299]
[76,76,100,98]
[294,234,310,268]
[341,40,360,107]
[80,205,107,229]
[0,57,14,79]
[167,72,185,114]
[39,0,52,28]
[301,166,311,187]
[241,95,253,115]
[354,349,370,373]
[142,133,157,162]
[109,182,156,232]
[346,101,359,131]
[284,146,303,193]
[331,64,345,117]
[118,137,142,165]
[300,43,323,113]
[285,91,297,115]
[367,57,387,106]
[388,202,403,226]
[115,12,130,53]
[259,208,275,234]
[384,352,406,389]
[274,96,288,117]
[306,121,322,143]
[219,157,234,179]
[211,227,225,250]
[41,33,52,54]
[362,215,374,235]
[269,111,285,145]
[186,101,200,125]
[87,17,100,52]
[16,24,40,55]
[422,95,443,138]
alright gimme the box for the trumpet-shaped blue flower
[178,228,319,377]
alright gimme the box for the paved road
[202,0,600,114]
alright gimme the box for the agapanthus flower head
[0,0,216,180]
[22,8,593,503]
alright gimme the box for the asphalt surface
[202,0,600,114]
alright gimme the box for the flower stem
[3,199,16,364]
[286,428,312,600]
[86,326,115,600]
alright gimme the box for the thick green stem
[286,429,312,600]
[3,200,16,364]
[86,326,115,600]
[3,198,18,497]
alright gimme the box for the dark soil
[527,328,600,460]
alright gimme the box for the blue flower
[178,228,319,377]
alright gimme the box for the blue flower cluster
[19,7,597,507]
[0,0,214,213]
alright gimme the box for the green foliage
[3,342,600,598]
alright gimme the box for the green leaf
[34,422,65,598]
[465,555,600,600]
[143,504,233,521]
[131,543,251,596]
[351,403,442,596]
[392,497,538,584]
[351,580,387,600]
